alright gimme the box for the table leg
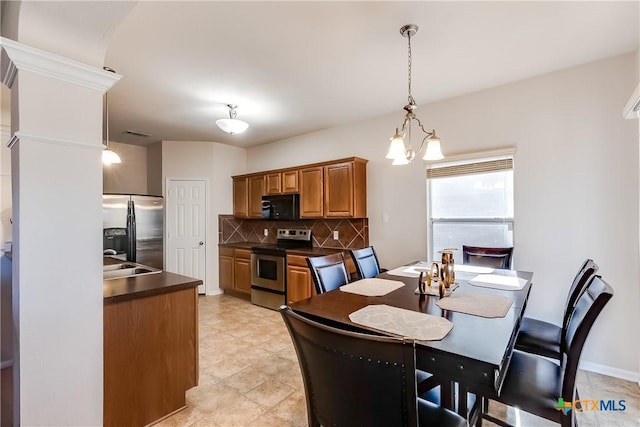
[440,381,454,410]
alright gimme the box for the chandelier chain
[407,33,415,105]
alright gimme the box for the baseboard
[579,360,640,383]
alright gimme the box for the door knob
[199,241,204,246]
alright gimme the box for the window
[427,156,514,265]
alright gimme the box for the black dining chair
[306,252,350,294]
[515,259,599,360]
[348,246,387,279]
[279,306,468,427]
[473,274,613,427]
[462,245,514,269]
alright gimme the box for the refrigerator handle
[127,200,137,262]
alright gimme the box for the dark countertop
[218,242,349,257]
[103,257,201,304]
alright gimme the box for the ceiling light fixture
[216,104,249,135]
[386,24,443,165]
[102,66,121,165]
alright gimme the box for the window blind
[427,158,513,179]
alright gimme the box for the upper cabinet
[232,177,248,217]
[232,157,367,219]
[248,175,265,218]
[266,170,299,195]
[324,159,367,218]
[299,166,324,218]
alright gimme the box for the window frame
[426,149,515,263]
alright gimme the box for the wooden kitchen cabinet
[299,166,324,218]
[286,254,313,304]
[234,249,252,294]
[233,177,248,218]
[324,159,367,218]
[218,247,235,290]
[232,157,367,219]
[266,170,299,195]
[265,172,282,195]
[282,170,299,193]
[248,175,265,218]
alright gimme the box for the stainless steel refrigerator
[103,194,164,270]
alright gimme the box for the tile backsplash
[219,215,369,249]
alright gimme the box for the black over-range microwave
[261,194,300,220]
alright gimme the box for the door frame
[165,177,209,294]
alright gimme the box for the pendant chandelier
[216,104,249,135]
[102,66,121,165]
[386,24,443,165]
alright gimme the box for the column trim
[0,37,121,91]
[9,132,103,151]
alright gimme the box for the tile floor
[158,294,640,427]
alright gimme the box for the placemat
[436,293,513,318]
[455,264,495,274]
[349,304,453,341]
[468,274,527,291]
[339,278,405,296]
[386,262,433,278]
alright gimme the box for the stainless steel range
[250,229,312,310]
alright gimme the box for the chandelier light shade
[387,24,443,165]
[102,67,122,166]
[216,104,249,135]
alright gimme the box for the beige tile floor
[158,294,640,427]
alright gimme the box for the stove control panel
[277,228,311,241]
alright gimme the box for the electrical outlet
[264,228,269,236]
[333,230,339,240]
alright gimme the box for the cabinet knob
[199,241,204,246]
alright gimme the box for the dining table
[289,262,533,419]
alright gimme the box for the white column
[1,38,120,426]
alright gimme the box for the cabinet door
[219,255,234,290]
[233,177,248,218]
[282,170,299,193]
[287,265,312,304]
[248,175,265,218]
[234,249,252,294]
[299,167,323,218]
[324,162,354,217]
[265,173,282,195]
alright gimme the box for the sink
[103,263,162,280]
[103,262,138,272]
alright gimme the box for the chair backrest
[349,246,382,279]
[462,245,514,269]
[560,275,613,402]
[561,259,599,334]
[306,252,349,294]
[280,306,419,427]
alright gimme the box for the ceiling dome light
[216,104,249,135]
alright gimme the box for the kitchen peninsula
[103,257,201,427]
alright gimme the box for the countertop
[103,257,202,304]
[218,242,350,257]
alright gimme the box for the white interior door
[167,179,206,294]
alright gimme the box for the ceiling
[102,1,638,148]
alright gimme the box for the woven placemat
[436,293,513,318]
[340,278,405,296]
[349,304,453,341]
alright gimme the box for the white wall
[248,53,640,380]
[161,140,246,295]
[102,140,148,194]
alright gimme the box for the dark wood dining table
[289,264,533,418]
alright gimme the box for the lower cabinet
[287,254,314,304]
[219,247,252,295]
[234,249,252,295]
